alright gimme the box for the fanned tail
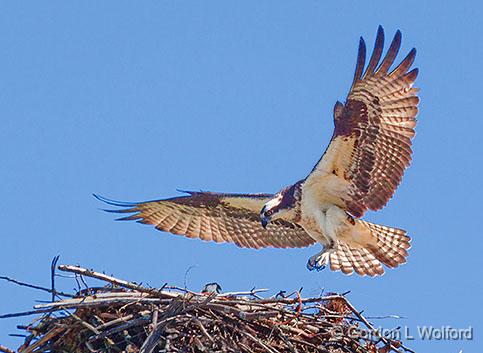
[329,220,411,277]
[362,220,411,268]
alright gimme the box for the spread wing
[94,192,315,249]
[304,26,419,218]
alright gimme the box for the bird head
[260,195,283,228]
[260,181,301,229]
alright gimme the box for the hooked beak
[261,215,271,229]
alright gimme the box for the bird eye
[265,210,273,216]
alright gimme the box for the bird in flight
[96,26,418,276]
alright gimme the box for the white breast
[300,187,348,246]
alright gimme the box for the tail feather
[330,220,411,276]
[329,243,355,275]
[361,220,411,269]
[358,247,385,276]
[330,244,385,277]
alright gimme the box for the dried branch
[58,265,177,299]
[50,255,60,302]
[0,275,73,298]
[0,345,15,353]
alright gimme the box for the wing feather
[363,26,384,78]
[349,37,366,92]
[375,30,401,75]
[94,192,315,249]
[304,27,418,217]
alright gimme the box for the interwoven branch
[0,265,415,353]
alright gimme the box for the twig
[237,329,280,353]
[275,326,298,353]
[342,297,414,353]
[191,316,214,343]
[89,317,152,342]
[95,313,136,331]
[256,294,342,305]
[151,306,159,329]
[366,315,406,320]
[0,276,73,298]
[0,345,15,353]
[21,326,63,353]
[183,265,197,290]
[50,255,60,302]
[78,271,91,295]
[0,308,56,319]
[34,296,166,310]
[140,317,178,353]
[218,288,270,297]
[58,265,177,299]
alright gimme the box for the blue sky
[1,1,482,351]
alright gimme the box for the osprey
[96,26,418,276]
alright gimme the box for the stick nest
[2,265,413,353]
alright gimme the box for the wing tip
[357,35,366,62]
[116,214,142,221]
[392,30,402,51]
[409,47,417,59]
[363,26,385,78]
[93,193,138,208]
[376,25,384,40]
[176,188,197,195]
[374,26,384,49]
[406,67,419,81]
[358,36,366,51]
[351,36,366,88]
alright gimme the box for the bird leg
[307,240,336,272]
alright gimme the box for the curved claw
[306,258,325,272]
[307,251,330,272]
[316,264,326,272]
[306,260,326,272]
